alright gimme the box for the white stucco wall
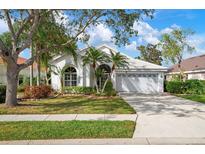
[50,54,91,91]
[188,73,205,80]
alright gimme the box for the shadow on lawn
[16,96,135,114]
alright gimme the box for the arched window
[64,66,77,87]
[97,64,111,89]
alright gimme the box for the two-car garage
[115,71,165,94]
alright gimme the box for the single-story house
[50,44,168,94]
[166,54,205,80]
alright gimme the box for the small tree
[82,47,109,93]
[160,28,195,81]
[101,50,128,93]
[137,43,162,65]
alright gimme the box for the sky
[0,9,205,67]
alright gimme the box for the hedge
[63,86,95,95]
[165,79,205,94]
[0,85,6,103]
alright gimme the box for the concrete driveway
[121,93,205,138]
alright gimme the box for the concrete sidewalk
[0,114,137,121]
[1,138,205,145]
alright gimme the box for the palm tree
[40,52,52,85]
[101,50,128,93]
[82,47,109,93]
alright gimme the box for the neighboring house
[0,57,39,85]
[50,44,168,94]
[167,54,205,80]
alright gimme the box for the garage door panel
[116,73,159,93]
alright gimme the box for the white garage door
[116,73,159,94]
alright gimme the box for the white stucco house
[50,44,168,94]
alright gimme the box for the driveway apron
[121,93,205,138]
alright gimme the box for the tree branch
[18,11,102,71]
[62,12,102,46]
[15,11,33,40]
[17,10,40,54]
[4,10,16,41]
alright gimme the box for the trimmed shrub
[165,79,205,94]
[166,81,184,94]
[104,80,117,96]
[0,85,6,103]
[24,85,53,99]
[63,86,94,95]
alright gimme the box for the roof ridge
[183,53,205,61]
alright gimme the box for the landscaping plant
[24,85,53,99]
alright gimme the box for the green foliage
[63,86,95,95]
[183,80,205,94]
[82,47,110,67]
[0,85,6,103]
[104,80,117,96]
[166,81,184,94]
[137,43,163,65]
[0,32,12,50]
[110,50,129,70]
[166,80,205,94]
[160,29,195,65]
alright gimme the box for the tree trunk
[93,68,99,93]
[101,71,113,93]
[30,64,34,86]
[30,45,34,86]
[178,62,183,81]
[60,75,64,94]
[5,63,19,107]
[45,67,49,85]
[36,55,41,86]
[101,78,109,93]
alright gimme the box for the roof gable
[50,44,168,70]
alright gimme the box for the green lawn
[0,121,135,141]
[177,94,205,104]
[0,95,135,114]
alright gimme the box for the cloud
[132,21,181,46]
[133,21,160,45]
[0,19,8,34]
[87,23,113,45]
[123,21,187,60]
[183,34,205,59]
[125,41,137,51]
